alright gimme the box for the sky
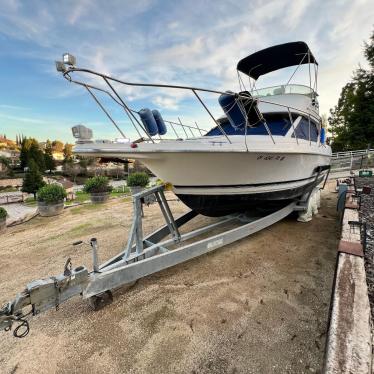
[0,0,373,142]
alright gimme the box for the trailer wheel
[88,290,113,311]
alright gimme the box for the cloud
[152,96,179,110]
[0,0,373,142]
[0,104,29,110]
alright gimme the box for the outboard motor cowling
[152,109,167,135]
[139,108,158,136]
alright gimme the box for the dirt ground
[0,188,338,374]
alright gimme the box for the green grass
[111,186,130,194]
[72,189,129,203]
[68,222,93,234]
[24,197,37,206]
[70,204,107,215]
[110,191,129,198]
[0,186,18,192]
[74,191,90,203]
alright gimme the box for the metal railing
[332,149,374,159]
[58,62,322,147]
[0,192,25,204]
[331,149,374,172]
[252,84,315,98]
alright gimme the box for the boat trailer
[0,184,319,338]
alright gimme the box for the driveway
[0,203,37,225]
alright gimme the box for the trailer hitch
[0,262,89,337]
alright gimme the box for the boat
[56,41,331,216]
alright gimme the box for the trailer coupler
[0,262,89,337]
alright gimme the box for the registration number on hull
[257,155,286,161]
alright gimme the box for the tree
[0,156,10,177]
[62,159,81,182]
[20,138,46,171]
[19,139,29,169]
[52,140,64,153]
[44,140,56,173]
[63,143,73,162]
[22,159,45,199]
[329,29,374,152]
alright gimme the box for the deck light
[62,53,76,66]
[55,60,67,72]
[72,125,93,140]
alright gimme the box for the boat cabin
[206,41,321,142]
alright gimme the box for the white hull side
[74,136,331,216]
[74,136,331,197]
[133,151,330,195]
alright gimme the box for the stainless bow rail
[55,54,322,147]
[0,184,323,338]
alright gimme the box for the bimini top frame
[236,41,319,99]
[55,47,320,147]
[237,41,317,80]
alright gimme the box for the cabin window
[206,116,292,136]
[247,118,291,136]
[291,118,318,142]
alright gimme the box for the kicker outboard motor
[218,91,262,130]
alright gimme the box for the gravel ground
[356,177,374,321]
[0,189,338,374]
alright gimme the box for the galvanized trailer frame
[0,185,317,338]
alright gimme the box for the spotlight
[55,61,66,72]
[72,125,93,141]
[62,53,76,66]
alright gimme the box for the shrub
[84,176,113,193]
[22,159,45,199]
[37,184,67,203]
[127,172,149,188]
[0,207,7,220]
[155,178,172,191]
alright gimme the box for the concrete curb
[7,211,39,227]
[324,183,373,373]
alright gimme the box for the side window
[292,118,319,142]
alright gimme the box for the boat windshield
[252,84,314,98]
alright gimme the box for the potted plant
[127,172,150,195]
[84,176,113,203]
[0,207,7,231]
[127,172,155,205]
[37,184,67,217]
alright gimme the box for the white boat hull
[136,151,329,215]
[75,138,331,216]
